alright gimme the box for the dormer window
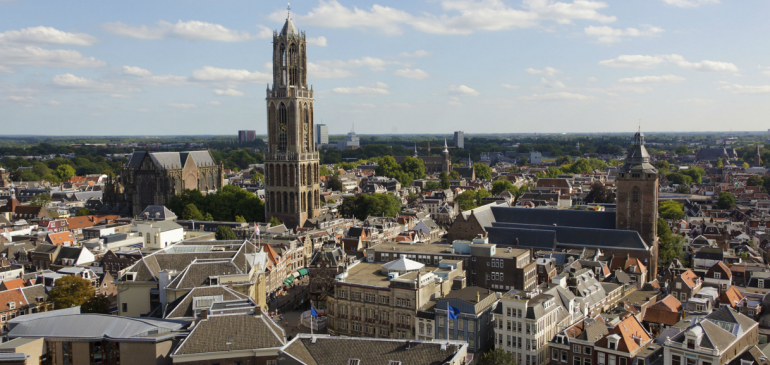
[714,273,720,279]
[687,338,695,349]
[8,302,15,309]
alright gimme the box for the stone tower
[264,11,320,229]
[755,145,762,167]
[616,129,659,277]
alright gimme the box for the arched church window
[278,103,288,152]
[303,105,310,152]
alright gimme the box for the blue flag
[447,304,459,319]
[311,304,318,317]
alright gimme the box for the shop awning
[292,271,301,278]
[298,268,309,276]
[283,276,295,285]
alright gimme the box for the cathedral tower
[616,129,659,277]
[265,11,320,228]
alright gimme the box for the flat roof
[0,337,42,349]
[370,242,464,256]
[338,263,392,288]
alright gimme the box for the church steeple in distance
[264,8,320,229]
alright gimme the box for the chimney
[200,308,209,320]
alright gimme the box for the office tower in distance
[454,131,465,149]
[238,130,256,144]
[316,124,328,145]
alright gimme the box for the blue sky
[1,0,769,136]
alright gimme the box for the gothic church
[264,13,321,229]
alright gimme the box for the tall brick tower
[264,9,320,228]
[616,129,659,277]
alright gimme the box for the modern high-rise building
[316,124,328,145]
[238,130,256,144]
[454,131,465,149]
[263,12,321,229]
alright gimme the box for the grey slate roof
[127,150,217,170]
[166,261,244,289]
[490,206,617,229]
[174,313,285,355]
[139,205,177,220]
[491,222,649,250]
[281,336,463,365]
[164,286,248,319]
[486,226,556,250]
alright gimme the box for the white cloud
[52,73,115,91]
[103,20,270,42]
[307,36,328,46]
[0,26,98,46]
[599,55,664,69]
[0,65,12,73]
[449,85,480,96]
[331,86,390,95]
[618,74,686,84]
[307,62,356,79]
[388,102,411,108]
[541,77,566,89]
[207,101,222,106]
[0,46,106,69]
[661,0,719,8]
[521,92,594,101]
[526,67,561,76]
[317,57,402,71]
[351,102,376,107]
[719,84,770,94]
[502,84,520,89]
[584,24,663,43]
[47,100,62,106]
[375,82,389,88]
[213,88,244,97]
[673,98,714,104]
[270,0,615,36]
[399,50,432,58]
[394,68,429,79]
[191,66,271,83]
[138,108,151,112]
[110,94,131,98]
[587,77,598,82]
[599,54,737,72]
[0,95,39,104]
[168,103,197,108]
[122,66,152,76]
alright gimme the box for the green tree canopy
[424,181,441,192]
[474,163,492,179]
[338,194,401,220]
[659,200,685,220]
[478,348,517,365]
[327,175,344,192]
[235,215,247,223]
[75,208,91,216]
[717,191,736,209]
[48,275,94,309]
[182,203,205,221]
[747,175,764,188]
[491,180,517,196]
[657,218,685,264]
[170,185,265,223]
[55,164,76,181]
[449,170,460,180]
[584,182,614,204]
[268,216,282,227]
[439,172,450,189]
[81,294,111,314]
[30,193,51,207]
[215,226,237,240]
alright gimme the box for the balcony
[265,151,320,161]
[268,87,314,99]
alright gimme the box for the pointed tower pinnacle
[443,139,449,153]
[414,144,418,157]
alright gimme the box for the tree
[478,348,516,365]
[449,170,460,180]
[327,175,343,192]
[716,158,724,167]
[474,163,492,179]
[339,196,357,218]
[455,190,479,211]
[215,225,237,240]
[659,200,685,220]
[743,162,750,168]
[475,188,491,206]
[47,275,94,309]
[657,218,684,264]
[75,208,91,216]
[519,157,530,166]
[439,172,450,189]
[655,160,670,172]
[675,184,691,194]
[675,145,689,155]
[400,156,427,180]
[81,294,111,314]
[204,212,214,221]
[666,173,693,186]
[234,215,247,223]
[717,191,736,209]
[268,216,282,227]
[319,165,331,176]
[424,181,441,192]
[491,180,516,196]
[556,155,572,165]
[182,203,205,221]
[584,182,614,204]
[30,193,51,207]
[747,175,764,188]
[55,164,76,181]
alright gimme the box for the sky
[1,0,769,136]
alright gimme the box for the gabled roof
[164,286,248,319]
[707,261,732,280]
[173,312,284,355]
[596,315,651,354]
[719,286,744,308]
[678,269,701,289]
[46,232,75,246]
[281,335,462,365]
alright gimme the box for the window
[348,359,361,365]
[680,293,687,302]
[553,349,559,361]
[507,308,512,317]
[759,279,765,289]
[507,335,512,347]
[620,359,626,365]
[749,310,755,316]
[584,347,592,355]
[687,339,695,349]
[575,357,582,365]
[62,342,73,365]
[632,188,640,203]
[585,358,591,365]
[676,282,682,289]
[507,320,511,331]
[574,345,581,353]
[685,359,696,365]
[562,351,568,362]
[609,355,616,365]
[122,303,128,313]
[714,273,720,279]
[598,353,605,365]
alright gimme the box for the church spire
[443,139,449,153]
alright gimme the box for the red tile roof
[597,315,651,353]
[47,232,75,246]
[0,279,24,290]
[720,286,744,308]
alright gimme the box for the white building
[316,124,329,145]
[131,220,184,249]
